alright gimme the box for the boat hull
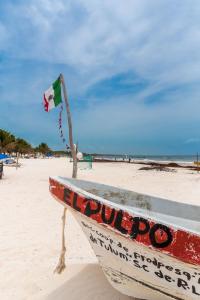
[50,177,200,300]
[72,209,200,300]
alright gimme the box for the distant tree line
[0,129,52,155]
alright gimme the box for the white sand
[0,158,200,300]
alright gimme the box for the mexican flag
[43,77,62,112]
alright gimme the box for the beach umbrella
[0,154,10,161]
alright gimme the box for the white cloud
[184,138,200,144]
[3,0,200,90]
[1,0,200,152]
[74,88,200,144]
[0,22,9,49]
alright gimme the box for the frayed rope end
[54,207,67,274]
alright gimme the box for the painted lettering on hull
[49,178,200,266]
[82,221,200,300]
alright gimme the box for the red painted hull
[49,176,200,299]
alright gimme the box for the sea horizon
[91,153,199,163]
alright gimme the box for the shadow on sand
[46,263,133,300]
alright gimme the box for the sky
[0,0,200,155]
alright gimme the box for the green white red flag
[43,77,62,112]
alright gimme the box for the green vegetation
[0,129,15,151]
[35,143,51,155]
[0,129,53,156]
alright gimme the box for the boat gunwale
[50,176,200,236]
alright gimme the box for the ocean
[93,154,198,163]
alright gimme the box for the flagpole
[60,73,77,178]
[54,74,77,274]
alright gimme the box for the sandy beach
[1,157,200,300]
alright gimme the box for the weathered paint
[78,216,200,300]
[49,177,200,299]
[50,177,200,266]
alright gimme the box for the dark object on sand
[139,166,176,172]
[0,162,3,179]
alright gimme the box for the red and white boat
[50,176,200,300]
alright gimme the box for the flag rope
[58,103,70,151]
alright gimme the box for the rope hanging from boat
[54,207,67,274]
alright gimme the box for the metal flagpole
[54,73,77,274]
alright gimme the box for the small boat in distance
[49,176,200,300]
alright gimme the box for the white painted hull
[50,177,200,300]
[72,209,200,300]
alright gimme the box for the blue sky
[1,0,200,154]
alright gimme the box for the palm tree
[0,129,54,158]
[0,129,16,153]
[35,143,51,155]
[0,129,34,156]
[15,138,33,155]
